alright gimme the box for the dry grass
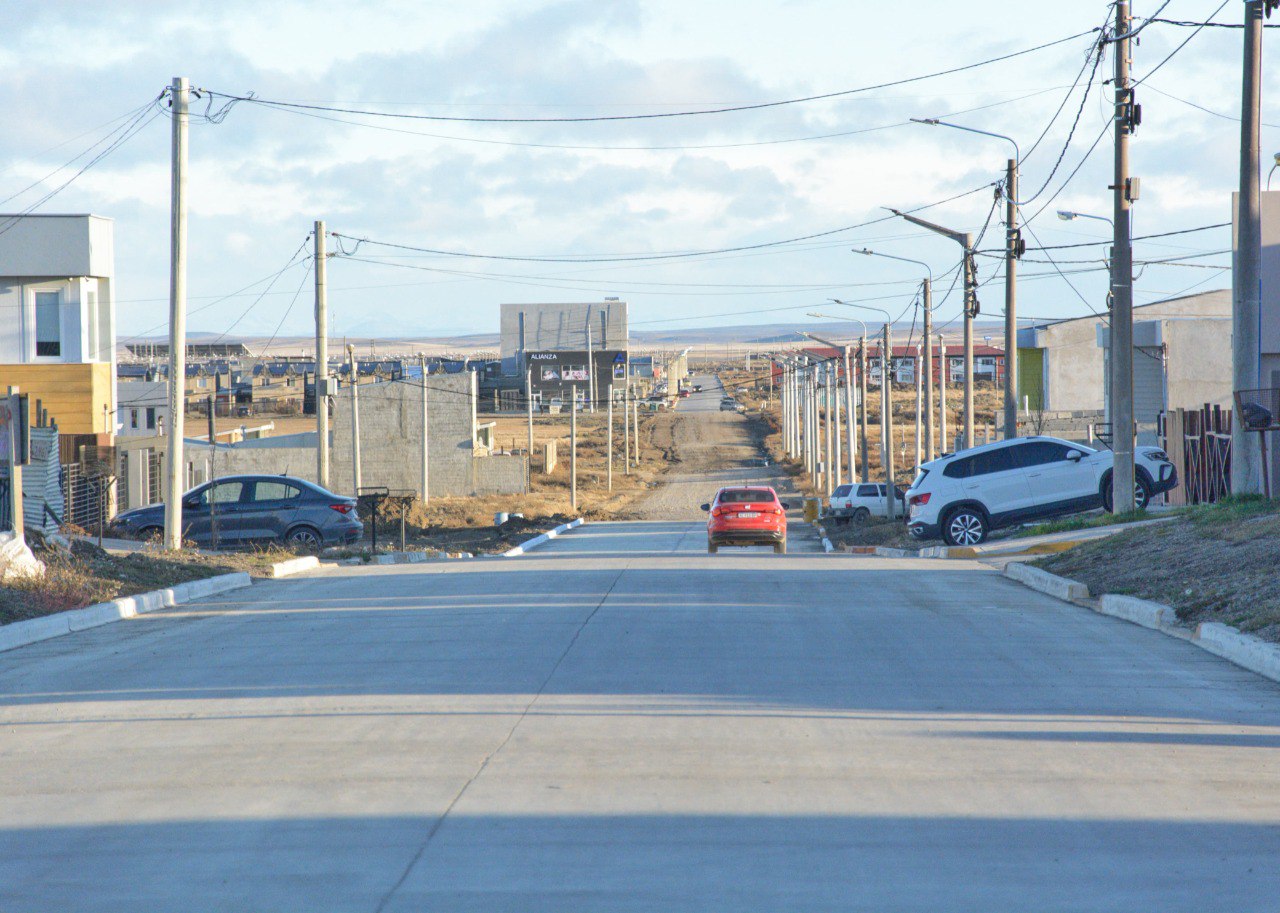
[1033,497,1280,643]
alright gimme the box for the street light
[884,210,978,450]
[859,247,936,460]
[1056,209,1114,227]
[830,298,897,518]
[912,116,1021,442]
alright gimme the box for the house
[116,380,169,437]
[782,344,1007,387]
[0,214,115,446]
[1016,289,1231,416]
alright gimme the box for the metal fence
[1160,405,1232,506]
[61,462,112,532]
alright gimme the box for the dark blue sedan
[113,475,362,549]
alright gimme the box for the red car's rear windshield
[717,489,776,504]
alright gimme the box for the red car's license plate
[736,511,760,518]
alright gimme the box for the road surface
[2,521,1279,910]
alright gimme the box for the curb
[503,518,585,557]
[873,546,918,558]
[0,572,252,655]
[1002,561,1089,601]
[268,556,321,578]
[1001,564,1280,686]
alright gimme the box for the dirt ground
[1033,497,1280,644]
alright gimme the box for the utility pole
[1232,0,1269,494]
[624,383,631,474]
[420,355,430,503]
[882,322,896,520]
[824,363,835,495]
[914,343,923,469]
[832,361,842,488]
[632,383,640,465]
[1004,159,1020,441]
[348,345,361,495]
[843,347,856,481]
[162,76,189,551]
[1110,0,1137,513]
[315,220,330,489]
[858,341,869,482]
[206,393,218,550]
[526,368,534,490]
[939,336,949,453]
[570,385,578,510]
[922,279,934,460]
[607,383,614,491]
[586,320,595,414]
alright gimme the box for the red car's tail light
[908,492,930,506]
[329,503,354,514]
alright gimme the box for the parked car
[719,398,738,412]
[828,482,906,523]
[112,474,363,549]
[701,486,789,554]
[679,389,691,398]
[905,436,1178,546]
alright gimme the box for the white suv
[905,436,1178,546]
[828,483,906,523]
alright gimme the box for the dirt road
[630,374,807,521]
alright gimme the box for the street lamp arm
[890,210,970,248]
[911,117,1020,163]
[857,247,932,283]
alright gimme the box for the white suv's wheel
[942,507,988,546]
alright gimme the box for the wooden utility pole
[163,76,189,550]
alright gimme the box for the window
[200,481,245,505]
[145,407,156,430]
[943,458,973,479]
[34,290,60,356]
[857,484,879,497]
[718,489,774,504]
[833,485,852,497]
[130,409,139,429]
[970,447,1015,476]
[1010,441,1074,469]
[252,481,302,502]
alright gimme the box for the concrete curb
[1002,561,1089,601]
[503,518,585,557]
[873,546,917,558]
[0,572,252,655]
[268,556,321,578]
[1001,565,1280,686]
[373,550,443,565]
[1098,594,1177,631]
[1196,622,1280,683]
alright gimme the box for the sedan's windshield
[718,489,774,504]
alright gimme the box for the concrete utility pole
[858,341,869,481]
[882,322,896,520]
[922,280,934,460]
[1004,158,1020,441]
[607,384,614,492]
[632,383,640,465]
[526,369,534,490]
[586,320,595,414]
[206,394,218,550]
[570,386,578,510]
[831,361,842,489]
[939,336,949,453]
[420,355,430,503]
[914,343,923,469]
[824,364,835,494]
[888,211,977,450]
[315,220,330,490]
[843,347,856,481]
[1110,0,1137,513]
[1233,0,1269,494]
[163,76,189,551]
[348,345,361,495]
[623,383,631,474]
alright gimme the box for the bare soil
[1032,497,1280,644]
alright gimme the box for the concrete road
[2,523,1279,911]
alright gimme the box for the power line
[1133,0,1231,86]
[200,29,1100,125]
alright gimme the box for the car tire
[707,542,718,554]
[286,525,323,549]
[1101,474,1152,512]
[774,540,787,554]
[852,507,871,524]
[941,507,988,546]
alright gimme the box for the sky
[1,0,1275,344]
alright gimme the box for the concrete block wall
[188,444,318,485]
[474,455,528,495]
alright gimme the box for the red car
[701,486,789,554]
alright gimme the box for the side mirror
[700,503,711,512]
[182,496,200,509]
[1066,449,1084,462]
